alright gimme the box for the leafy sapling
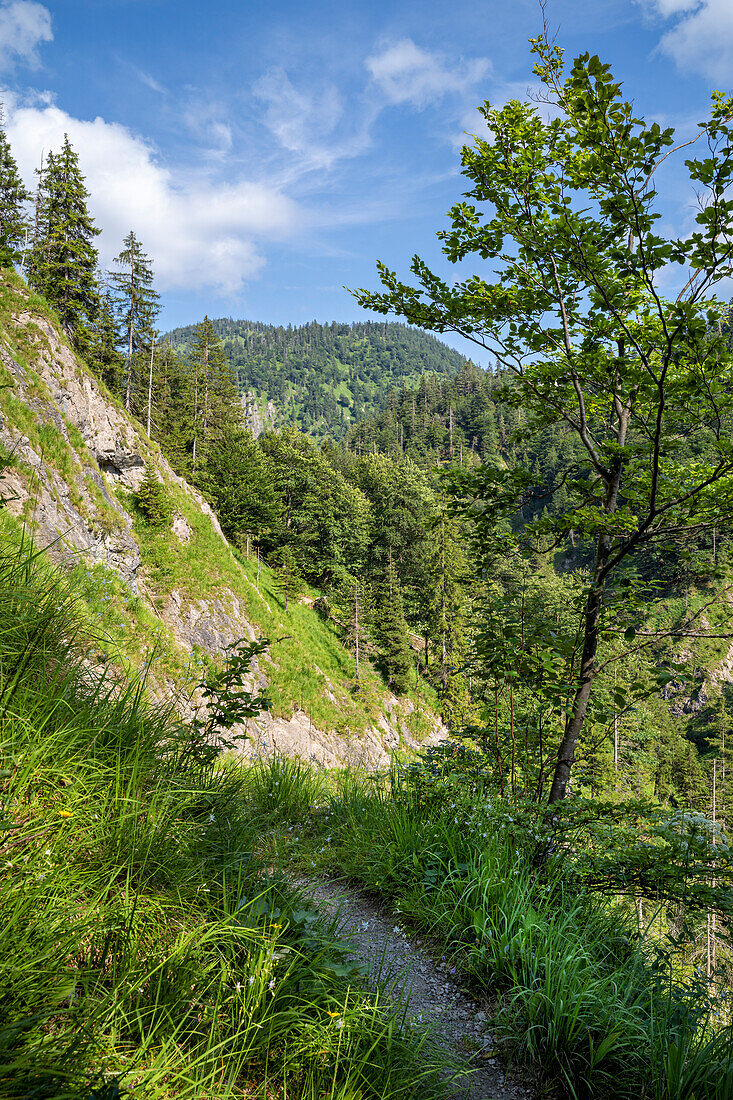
[186,637,272,765]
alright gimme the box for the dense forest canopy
[164,317,473,439]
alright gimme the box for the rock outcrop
[0,283,446,768]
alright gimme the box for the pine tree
[272,546,302,612]
[188,316,240,476]
[135,465,172,528]
[109,230,160,413]
[376,557,412,694]
[89,280,125,394]
[0,104,30,270]
[28,136,100,351]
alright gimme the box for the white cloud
[253,67,372,171]
[5,93,300,294]
[0,0,51,70]
[365,38,491,109]
[640,0,698,15]
[134,67,166,95]
[641,0,733,83]
[183,100,233,154]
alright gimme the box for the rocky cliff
[0,273,445,767]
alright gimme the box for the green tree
[109,230,160,413]
[272,546,302,612]
[354,40,733,803]
[135,465,172,528]
[188,316,240,476]
[28,135,100,352]
[198,426,279,547]
[375,557,412,695]
[259,427,371,587]
[0,105,30,270]
[89,280,125,394]
[153,343,196,474]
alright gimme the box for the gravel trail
[296,876,535,1100]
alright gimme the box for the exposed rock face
[0,298,446,768]
[241,391,277,439]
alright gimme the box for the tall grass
[0,536,453,1099]
[259,757,733,1100]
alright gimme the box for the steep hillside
[164,317,472,439]
[0,272,444,766]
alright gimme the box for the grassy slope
[0,271,440,747]
[0,541,456,1100]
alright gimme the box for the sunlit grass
[0,537,455,1099]
[249,755,733,1100]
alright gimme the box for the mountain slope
[164,317,473,439]
[0,271,444,765]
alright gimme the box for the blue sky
[2,0,733,359]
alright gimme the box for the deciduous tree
[354,40,733,802]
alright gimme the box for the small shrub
[134,465,172,528]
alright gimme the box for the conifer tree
[188,316,240,476]
[28,135,100,351]
[0,105,30,270]
[344,577,371,683]
[135,465,172,528]
[153,343,196,474]
[376,556,412,694]
[89,280,125,394]
[273,546,302,612]
[109,230,160,413]
[198,426,279,546]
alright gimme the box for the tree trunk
[354,579,360,682]
[547,531,612,803]
[125,259,134,412]
[146,333,155,437]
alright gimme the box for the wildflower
[336,1018,344,1029]
[268,979,275,992]
[58,810,73,818]
[248,976,255,985]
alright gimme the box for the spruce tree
[0,105,30,270]
[135,465,172,528]
[198,425,279,546]
[154,344,196,475]
[188,316,240,476]
[376,557,412,694]
[272,546,302,612]
[109,230,159,413]
[28,136,100,351]
[89,280,125,394]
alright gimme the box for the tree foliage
[28,135,100,352]
[354,40,733,801]
[0,105,30,270]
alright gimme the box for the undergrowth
[250,754,733,1100]
[0,537,455,1099]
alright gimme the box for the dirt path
[296,876,534,1100]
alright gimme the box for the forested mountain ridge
[164,317,473,439]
